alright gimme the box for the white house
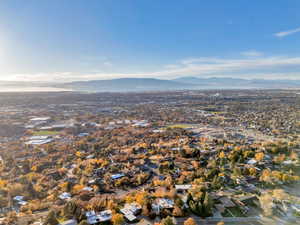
[59,192,71,200]
[86,210,112,224]
[120,202,141,222]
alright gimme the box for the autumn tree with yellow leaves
[184,217,196,225]
[112,213,124,225]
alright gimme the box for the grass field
[32,130,60,136]
[166,124,193,129]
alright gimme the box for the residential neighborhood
[0,90,299,225]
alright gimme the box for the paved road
[175,215,263,225]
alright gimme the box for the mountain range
[60,77,300,92]
[0,77,299,92]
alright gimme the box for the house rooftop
[175,184,192,190]
[30,117,51,121]
[86,210,112,224]
[59,192,71,200]
[136,219,153,225]
[111,173,125,180]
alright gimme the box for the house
[175,184,192,192]
[86,211,98,224]
[291,204,300,213]
[120,202,142,222]
[31,222,43,225]
[30,117,51,122]
[13,196,24,202]
[111,173,125,180]
[59,192,71,200]
[25,139,53,145]
[152,129,164,133]
[152,198,174,214]
[121,212,136,222]
[88,179,96,185]
[121,203,141,215]
[25,136,53,145]
[136,219,153,225]
[133,120,149,127]
[13,195,27,206]
[86,210,112,224]
[86,154,95,159]
[82,186,93,192]
[283,160,293,165]
[17,200,28,206]
[247,159,257,165]
[78,133,89,137]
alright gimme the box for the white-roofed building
[59,192,71,200]
[86,210,112,224]
[13,196,24,201]
[82,186,93,192]
[120,202,141,222]
[175,184,192,191]
[111,173,125,180]
[30,117,51,122]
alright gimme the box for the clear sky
[0,0,300,82]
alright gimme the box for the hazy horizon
[0,0,300,82]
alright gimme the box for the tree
[161,216,175,225]
[255,152,264,161]
[203,192,213,217]
[136,191,148,205]
[78,220,89,225]
[112,213,124,225]
[188,190,213,218]
[5,211,18,224]
[233,167,242,177]
[72,184,85,194]
[184,218,196,225]
[63,201,77,219]
[107,199,118,211]
[211,175,221,190]
[219,151,225,159]
[248,167,257,176]
[43,210,59,225]
[172,206,184,217]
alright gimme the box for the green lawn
[166,124,193,129]
[32,130,60,136]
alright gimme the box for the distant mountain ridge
[173,76,300,86]
[62,78,196,92]
[61,77,300,92]
[1,77,300,92]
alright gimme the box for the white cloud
[153,56,300,78]
[274,27,300,37]
[2,55,300,82]
[241,50,263,57]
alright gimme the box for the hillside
[62,78,195,92]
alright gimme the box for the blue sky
[0,0,300,81]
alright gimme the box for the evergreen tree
[204,192,213,216]
[78,221,89,225]
[43,210,59,225]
